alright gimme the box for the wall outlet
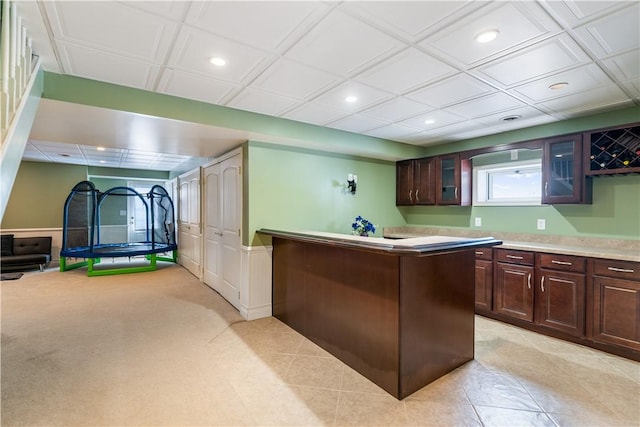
[537,219,546,230]
[474,217,482,227]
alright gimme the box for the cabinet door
[494,262,534,322]
[396,160,415,206]
[542,134,590,204]
[436,154,460,205]
[475,259,493,313]
[537,269,585,337]
[414,157,436,205]
[591,275,640,351]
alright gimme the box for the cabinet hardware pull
[455,187,458,198]
[416,189,419,201]
[544,181,548,197]
[475,251,483,255]
[527,273,531,289]
[409,190,413,202]
[506,255,524,260]
[551,260,572,266]
[541,276,545,292]
[607,266,634,273]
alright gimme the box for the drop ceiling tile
[250,58,341,100]
[573,3,640,57]
[622,80,640,99]
[59,44,160,90]
[511,64,614,103]
[361,97,432,122]
[285,9,403,76]
[475,106,554,127]
[364,124,423,141]
[186,2,328,52]
[420,2,561,67]
[405,73,494,108]
[123,1,190,21]
[43,1,177,62]
[472,34,592,87]
[355,48,457,94]
[313,81,393,113]
[283,103,348,126]
[327,115,390,134]
[157,69,239,105]
[227,88,299,117]
[445,92,525,119]
[541,1,629,26]
[538,84,633,116]
[601,50,640,82]
[397,109,466,131]
[168,26,273,84]
[342,1,479,41]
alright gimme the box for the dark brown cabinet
[590,259,640,352]
[536,253,586,337]
[475,248,493,313]
[396,158,435,206]
[542,134,591,204]
[435,154,471,206]
[494,249,534,322]
[585,123,640,176]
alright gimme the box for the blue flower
[352,216,375,236]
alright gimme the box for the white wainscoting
[240,245,272,320]
[1,228,62,267]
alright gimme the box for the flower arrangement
[352,215,376,237]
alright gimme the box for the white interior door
[203,152,242,309]
[178,168,201,278]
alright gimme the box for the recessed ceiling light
[209,57,226,67]
[548,82,569,90]
[345,96,358,103]
[99,160,106,164]
[475,29,499,43]
[96,146,105,151]
[501,115,521,122]
[424,119,435,125]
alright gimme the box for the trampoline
[60,181,177,276]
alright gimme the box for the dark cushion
[12,237,52,256]
[1,234,13,257]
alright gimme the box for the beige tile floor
[2,265,639,426]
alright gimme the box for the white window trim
[473,159,542,206]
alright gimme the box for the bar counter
[259,229,502,399]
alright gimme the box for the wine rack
[587,124,640,175]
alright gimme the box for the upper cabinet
[396,158,436,206]
[542,134,591,205]
[586,123,640,176]
[435,154,471,206]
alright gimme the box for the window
[473,160,542,206]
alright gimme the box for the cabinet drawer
[495,249,534,265]
[593,259,640,280]
[538,253,585,273]
[475,248,493,260]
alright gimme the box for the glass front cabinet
[542,134,591,204]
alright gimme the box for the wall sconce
[347,173,357,194]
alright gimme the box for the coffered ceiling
[16,0,640,171]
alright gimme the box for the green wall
[1,161,87,229]
[247,142,405,246]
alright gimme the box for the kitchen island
[259,229,502,399]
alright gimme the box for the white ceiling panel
[541,1,629,26]
[361,98,432,123]
[355,48,457,94]
[572,3,640,57]
[473,34,592,87]
[168,26,273,84]
[312,81,393,113]
[327,115,390,134]
[420,2,561,67]
[227,88,299,117]
[511,64,614,103]
[475,106,554,127]
[43,1,177,62]
[157,69,239,105]
[397,109,466,131]
[59,44,160,90]
[538,84,633,116]
[364,124,423,140]
[342,1,478,42]
[602,50,640,82]
[285,9,403,76]
[445,93,526,119]
[282,103,348,126]
[405,74,494,108]
[250,58,340,100]
[185,1,328,52]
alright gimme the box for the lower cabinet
[493,249,534,322]
[590,259,640,352]
[474,248,493,313]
